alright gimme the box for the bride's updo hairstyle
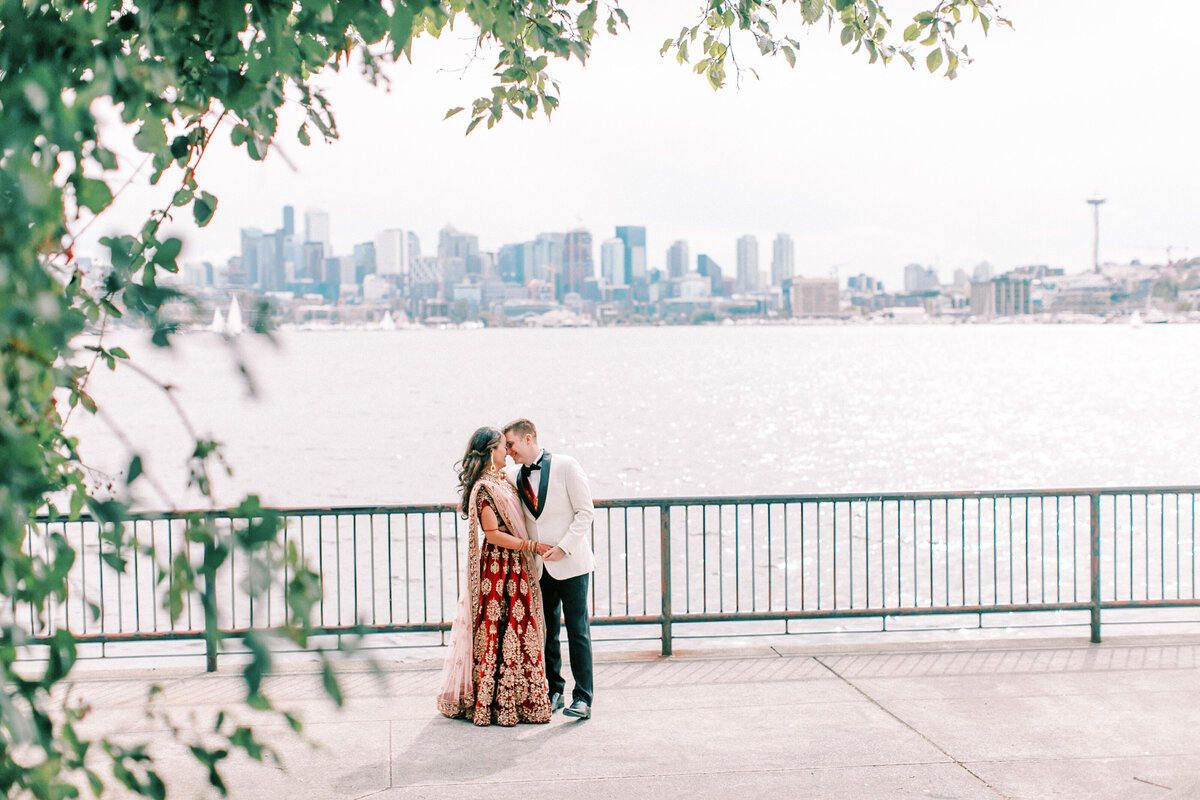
[456,426,503,517]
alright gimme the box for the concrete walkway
[67,635,1200,799]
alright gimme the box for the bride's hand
[534,542,551,556]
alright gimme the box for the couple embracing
[436,418,595,726]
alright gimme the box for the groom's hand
[542,546,565,562]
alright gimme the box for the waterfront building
[601,237,626,288]
[615,225,647,285]
[970,276,1032,316]
[304,209,331,256]
[736,235,758,293]
[453,278,483,310]
[666,240,689,280]
[677,272,711,299]
[790,277,840,316]
[362,274,390,303]
[771,233,794,287]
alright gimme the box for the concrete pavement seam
[386,761,966,789]
[812,656,1012,800]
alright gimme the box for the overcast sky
[80,0,1200,288]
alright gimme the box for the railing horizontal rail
[16,485,1200,668]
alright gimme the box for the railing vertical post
[204,538,219,673]
[660,504,672,657]
[1090,492,1102,644]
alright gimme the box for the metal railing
[15,487,1200,668]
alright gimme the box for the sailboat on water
[379,311,397,330]
[210,307,225,333]
[225,296,244,336]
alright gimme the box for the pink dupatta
[436,469,544,716]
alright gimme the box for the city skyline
[75,0,1200,290]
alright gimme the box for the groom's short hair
[503,418,537,440]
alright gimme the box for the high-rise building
[498,243,523,284]
[904,263,940,293]
[697,254,724,296]
[439,224,481,273]
[239,228,263,286]
[736,235,759,293]
[615,225,647,285]
[563,229,593,296]
[771,233,794,286]
[666,240,689,279]
[533,232,565,285]
[498,241,536,284]
[282,205,295,237]
[304,209,331,256]
[601,238,626,287]
[352,241,376,284]
[375,229,410,278]
[300,241,325,283]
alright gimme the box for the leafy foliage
[0,0,1008,797]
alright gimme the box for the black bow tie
[521,460,543,476]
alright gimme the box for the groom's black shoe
[549,692,564,712]
[562,699,591,720]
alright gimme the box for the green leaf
[133,118,168,155]
[110,346,129,359]
[392,3,416,58]
[840,25,854,46]
[321,661,344,706]
[800,0,824,24]
[903,23,921,42]
[297,124,310,146]
[155,237,182,265]
[194,192,218,227]
[76,177,113,214]
[577,1,597,34]
[126,455,143,485]
[926,47,943,72]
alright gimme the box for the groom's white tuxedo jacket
[506,452,595,581]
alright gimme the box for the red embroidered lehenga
[437,469,552,726]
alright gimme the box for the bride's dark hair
[456,426,503,517]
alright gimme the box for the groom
[503,418,595,720]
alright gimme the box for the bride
[437,426,554,725]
